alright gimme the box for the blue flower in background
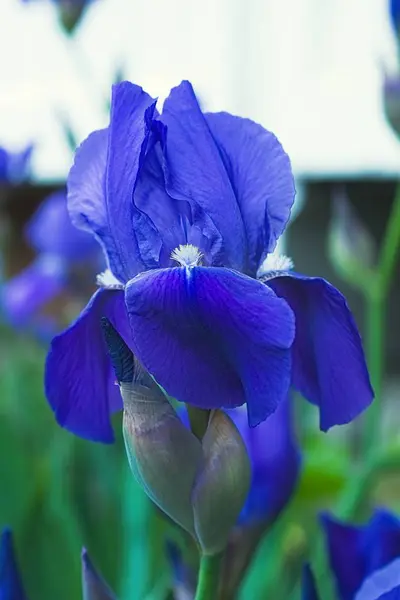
[230,397,301,525]
[0,529,28,600]
[2,190,100,335]
[390,0,400,34]
[322,510,400,600]
[0,144,32,184]
[45,80,373,443]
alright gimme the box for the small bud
[192,410,251,555]
[102,320,250,554]
[81,549,116,600]
[57,1,88,34]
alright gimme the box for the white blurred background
[0,0,399,181]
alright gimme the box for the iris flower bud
[102,319,250,555]
[81,549,116,600]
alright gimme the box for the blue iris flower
[0,144,32,184]
[0,529,28,600]
[2,190,100,335]
[230,397,301,525]
[45,80,373,443]
[321,510,400,600]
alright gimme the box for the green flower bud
[102,319,250,554]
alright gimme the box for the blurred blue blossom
[355,557,400,599]
[45,79,373,443]
[0,529,28,600]
[322,509,400,600]
[0,144,32,184]
[390,0,400,35]
[230,398,301,525]
[1,190,100,335]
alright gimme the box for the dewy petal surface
[27,190,98,261]
[68,83,157,282]
[160,81,247,270]
[321,511,400,600]
[45,289,131,442]
[125,266,295,426]
[206,112,295,274]
[267,273,374,431]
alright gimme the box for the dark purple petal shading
[160,81,246,270]
[302,565,320,600]
[321,510,400,600]
[125,266,295,426]
[267,273,373,431]
[26,191,98,261]
[355,558,400,600]
[207,112,295,274]
[45,289,131,442]
[230,397,301,524]
[0,529,27,600]
[2,255,66,325]
[68,83,158,282]
[81,549,116,600]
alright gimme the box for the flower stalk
[194,553,223,600]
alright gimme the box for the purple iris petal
[160,81,246,270]
[2,255,66,325]
[390,0,400,33]
[125,266,295,426]
[230,397,300,524]
[45,289,131,442]
[68,83,158,283]
[0,529,27,600]
[267,273,373,431]
[355,558,400,600]
[26,191,98,261]
[207,112,295,274]
[302,565,320,600]
[0,144,32,183]
[321,510,400,600]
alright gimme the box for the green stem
[363,184,400,456]
[195,554,223,600]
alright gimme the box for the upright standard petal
[230,397,301,524]
[267,273,373,431]
[355,558,400,600]
[161,81,247,270]
[0,529,27,600]
[68,83,158,282]
[2,255,66,325]
[125,266,295,427]
[322,511,400,600]
[45,289,131,442]
[207,112,295,274]
[26,191,98,261]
